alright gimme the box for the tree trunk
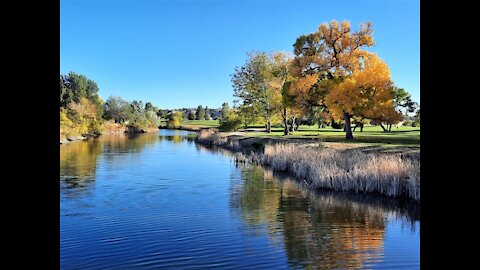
[388,124,392,132]
[282,107,289,135]
[344,112,353,140]
[291,116,296,132]
[266,120,271,133]
[360,123,364,132]
[353,125,357,132]
[379,123,387,131]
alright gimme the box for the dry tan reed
[195,130,420,200]
[262,143,420,200]
[196,129,228,145]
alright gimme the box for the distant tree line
[169,105,224,121]
[60,72,165,137]
[60,72,236,136]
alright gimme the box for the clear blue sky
[60,0,420,109]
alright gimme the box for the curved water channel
[60,129,419,269]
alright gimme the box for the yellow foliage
[61,97,103,137]
[60,108,73,129]
[167,111,183,128]
[288,74,319,115]
[288,19,377,122]
[313,20,374,77]
[60,108,75,138]
[325,53,400,124]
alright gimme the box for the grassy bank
[158,119,220,131]
[178,120,419,147]
[181,119,220,127]
[179,120,220,130]
[196,129,420,201]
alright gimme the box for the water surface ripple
[60,130,419,269]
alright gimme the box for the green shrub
[167,111,184,128]
[218,112,242,131]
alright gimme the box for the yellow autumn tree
[290,20,375,139]
[288,74,318,115]
[67,97,103,136]
[325,52,402,135]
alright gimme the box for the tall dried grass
[101,120,127,134]
[262,143,420,201]
[196,129,228,145]
[195,130,420,200]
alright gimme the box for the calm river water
[60,129,420,269]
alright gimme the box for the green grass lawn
[172,120,419,147]
[242,125,420,147]
[181,120,220,127]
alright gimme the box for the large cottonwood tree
[291,20,376,139]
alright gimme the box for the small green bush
[219,112,242,131]
[167,111,184,128]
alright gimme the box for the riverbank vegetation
[166,111,184,129]
[196,129,419,200]
[263,143,419,200]
[60,72,165,141]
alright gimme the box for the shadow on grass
[385,129,421,133]
[254,135,420,147]
[297,129,420,134]
[321,136,419,146]
[339,145,420,156]
[298,129,345,133]
[241,127,419,146]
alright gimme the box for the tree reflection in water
[60,135,418,269]
[60,131,195,196]
[60,138,102,192]
[60,133,161,198]
[230,163,419,269]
